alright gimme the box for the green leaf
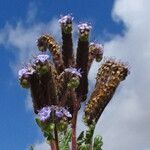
[93,135,103,150]
[77,131,85,148]
[78,143,88,150]
[77,131,84,141]
[59,129,72,150]
[35,118,42,128]
[47,133,53,141]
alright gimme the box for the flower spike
[84,59,129,124]
[59,14,75,68]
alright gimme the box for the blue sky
[0,0,150,150]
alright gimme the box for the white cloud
[0,5,60,149]
[89,0,150,150]
[25,92,33,111]
[0,5,60,111]
[0,15,60,77]
[33,142,49,150]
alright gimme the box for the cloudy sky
[0,0,150,150]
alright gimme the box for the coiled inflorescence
[84,59,129,124]
[88,42,103,72]
[37,35,64,74]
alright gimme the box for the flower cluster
[18,14,129,150]
[33,54,50,74]
[78,23,92,32]
[18,54,49,76]
[58,14,74,25]
[18,54,51,88]
[18,66,35,79]
[38,105,72,122]
[18,66,35,88]
[59,15,74,33]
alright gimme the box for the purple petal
[18,67,35,79]
[55,110,64,118]
[59,14,73,24]
[64,67,82,78]
[38,106,51,122]
[35,54,49,63]
[78,23,92,31]
[62,108,72,118]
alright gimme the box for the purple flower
[38,105,72,120]
[64,67,82,78]
[18,66,35,79]
[78,23,92,32]
[38,106,51,122]
[58,14,74,25]
[55,110,64,118]
[35,54,49,63]
[62,108,72,118]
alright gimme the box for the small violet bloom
[65,67,82,78]
[38,105,72,121]
[58,14,74,25]
[78,23,92,32]
[38,106,51,122]
[35,54,49,63]
[54,106,72,118]
[55,110,64,118]
[18,66,35,79]
[62,108,72,118]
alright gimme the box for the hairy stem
[50,140,57,150]
[54,124,59,150]
[71,91,80,150]
[72,109,78,150]
[62,32,75,68]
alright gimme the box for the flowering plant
[18,14,129,150]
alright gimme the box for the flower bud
[59,14,73,33]
[67,77,80,89]
[49,123,55,131]
[38,65,49,75]
[20,78,30,88]
[78,23,92,41]
[57,120,68,132]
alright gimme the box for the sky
[0,0,150,150]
